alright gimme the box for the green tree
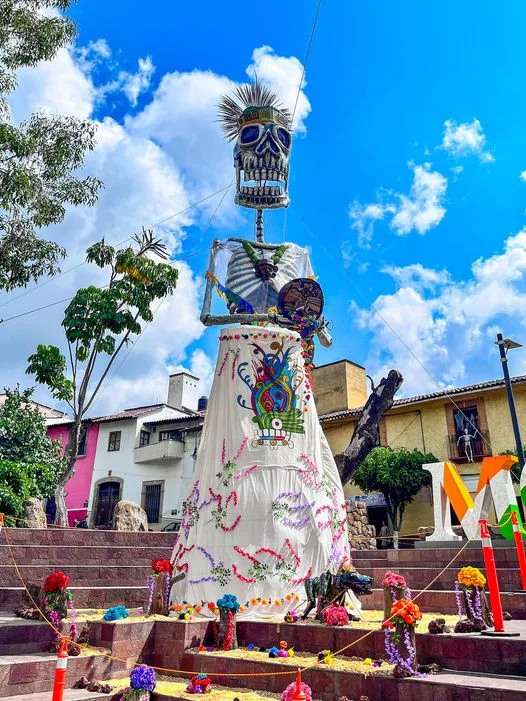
[0,0,102,291]
[26,229,178,525]
[0,386,66,517]
[352,446,438,535]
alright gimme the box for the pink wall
[47,422,99,526]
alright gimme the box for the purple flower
[130,665,156,692]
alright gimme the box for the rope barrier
[2,524,485,679]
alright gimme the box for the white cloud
[390,163,448,235]
[520,171,526,183]
[8,47,94,120]
[355,229,526,396]
[120,56,155,106]
[441,118,494,162]
[246,46,311,134]
[381,263,450,291]
[349,163,447,248]
[2,35,311,414]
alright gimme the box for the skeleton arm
[200,240,333,345]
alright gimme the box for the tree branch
[83,312,141,415]
[335,369,404,486]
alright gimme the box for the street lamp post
[495,333,525,468]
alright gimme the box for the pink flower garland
[234,545,260,566]
[285,539,301,568]
[290,567,312,586]
[217,351,229,377]
[232,564,256,584]
[255,547,284,561]
[221,515,241,532]
[233,464,258,480]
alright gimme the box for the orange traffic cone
[52,638,69,701]
[290,668,307,701]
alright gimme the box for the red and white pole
[0,514,4,533]
[290,668,307,701]
[510,511,526,590]
[52,638,69,701]
[479,519,505,633]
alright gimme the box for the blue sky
[3,0,526,410]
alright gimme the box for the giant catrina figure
[170,80,368,620]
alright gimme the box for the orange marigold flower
[285,594,293,602]
[175,604,183,612]
[194,605,202,613]
[261,598,268,606]
[274,599,282,606]
[251,598,258,606]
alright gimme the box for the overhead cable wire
[0,184,232,311]
[88,183,234,411]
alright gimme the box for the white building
[87,372,206,530]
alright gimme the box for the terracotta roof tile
[319,374,526,423]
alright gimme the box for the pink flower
[381,571,407,588]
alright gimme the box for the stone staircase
[1,528,526,700]
[0,528,174,610]
[352,545,526,617]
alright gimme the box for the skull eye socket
[271,418,283,430]
[276,127,291,151]
[240,124,262,145]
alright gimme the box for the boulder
[23,498,47,528]
[112,500,148,531]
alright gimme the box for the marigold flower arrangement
[383,599,422,678]
[383,599,422,629]
[454,566,489,630]
[322,603,349,627]
[44,572,71,593]
[457,567,486,589]
[145,559,173,616]
[381,572,407,588]
[151,558,173,574]
[41,571,79,653]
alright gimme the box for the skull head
[233,106,292,209]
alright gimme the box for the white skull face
[233,109,292,209]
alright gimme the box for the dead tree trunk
[335,370,403,485]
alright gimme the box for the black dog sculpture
[303,568,373,621]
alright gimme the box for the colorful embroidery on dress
[237,339,304,449]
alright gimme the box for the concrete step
[236,619,526,677]
[363,587,526,617]
[0,545,172,567]
[0,565,152,587]
[0,613,55,655]
[0,650,128,698]
[0,689,118,701]
[0,586,147,611]
[351,546,521,568]
[357,565,523,592]
[181,649,526,701]
[2,529,175,548]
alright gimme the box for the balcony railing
[447,429,491,463]
[134,438,184,464]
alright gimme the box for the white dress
[171,325,351,618]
